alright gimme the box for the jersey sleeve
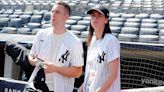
[106,37,120,63]
[70,40,84,66]
[29,32,41,57]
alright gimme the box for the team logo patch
[59,50,70,63]
[97,51,106,63]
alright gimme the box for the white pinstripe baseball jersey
[83,34,120,92]
[30,27,84,92]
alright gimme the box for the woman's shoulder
[104,33,119,42]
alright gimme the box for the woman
[79,5,120,92]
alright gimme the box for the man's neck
[52,26,66,35]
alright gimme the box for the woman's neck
[94,27,104,40]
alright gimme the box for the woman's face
[90,10,108,30]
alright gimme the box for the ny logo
[97,52,106,63]
[59,50,70,63]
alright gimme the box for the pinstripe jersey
[30,27,84,92]
[83,34,120,92]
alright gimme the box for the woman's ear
[105,18,109,24]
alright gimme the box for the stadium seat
[32,28,42,35]
[142,19,157,23]
[9,14,19,18]
[70,30,81,37]
[0,27,17,34]
[13,11,23,15]
[109,21,124,27]
[30,15,42,23]
[0,18,9,30]
[65,24,71,30]
[140,23,157,28]
[139,28,159,35]
[83,16,91,21]
[80,31,89,38]
[33,11,44,16]
[17,28,31,35]
[110,26,121,34]
[150,14,163,20]
[158,24,164,29]
[126,18,141,23]
[124,22,140,28]
[69,16,83,21]
[0,14,9,18]
[138,35,159,43]
[118,34,138,42]
[19,15,31,25]
[23,12,33,15]
[121,27,139,34]
[66,19,77,25]
[110,12,121,18]
[71,25,87,32]
[77,20,90,26]
[42,24,51,29]
[135,13,149,19]
[158,19,164,24]
[27,23,41,30]
[3,9,13,15]
[121,13,135,18]
[159,36,164,44]
[42,12,51,24]
[8,18,24,28]
[111,18,126,22]
[159,30,164,36]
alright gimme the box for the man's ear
[65,14,69,20]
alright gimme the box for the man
[28,2,84,92]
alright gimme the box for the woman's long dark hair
[86,19,112,46]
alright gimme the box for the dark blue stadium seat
[42,12,51,24]
[0,18,9,30]
[19,15,31,25]
[30,15,42,23]
[8,18,24,28]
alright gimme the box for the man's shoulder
[66,30,81,42]
[36,27,52,36]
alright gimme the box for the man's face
[51,4,68,26]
